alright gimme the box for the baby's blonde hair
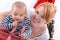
[36,2,56,23]
[12,1,26,10]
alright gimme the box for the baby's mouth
[16,19,19,20]
[15,19,20,21]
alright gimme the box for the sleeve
[47,20,54,32]
[24,17,31,39]
[47,19,54,38]
[1,15,13,30]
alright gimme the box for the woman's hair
[36,2,56,23]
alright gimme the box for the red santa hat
[33,0,55,9]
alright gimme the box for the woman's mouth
[33,16,38,22]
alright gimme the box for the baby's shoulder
[24,17,30,21]
[3,14,12,21]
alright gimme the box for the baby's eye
[20,15,23,16]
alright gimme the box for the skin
[11,6,26,22]
[11,6,26,27]
[30,6,46,39]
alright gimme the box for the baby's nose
[16,15,20,18]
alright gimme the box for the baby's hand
[19,34,25,40]
[12,21,18,27]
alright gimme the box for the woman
[29,2,56,40]
[33,0,55,40]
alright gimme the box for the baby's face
[11,6,26,22]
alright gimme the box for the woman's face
[32,6,45,23]
[31,6,46,29]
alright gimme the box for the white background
[0,0,60,40]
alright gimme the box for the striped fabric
[0,14,31,39]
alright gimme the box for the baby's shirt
[0,14,31,39]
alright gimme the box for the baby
[0,1,31,40]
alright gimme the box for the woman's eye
[41,16,45,19]
[36,11,39,14]
[14,14,17,16]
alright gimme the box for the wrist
[20,34,25,39]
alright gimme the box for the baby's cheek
[12,17,15,20]
[20,17,24,21]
